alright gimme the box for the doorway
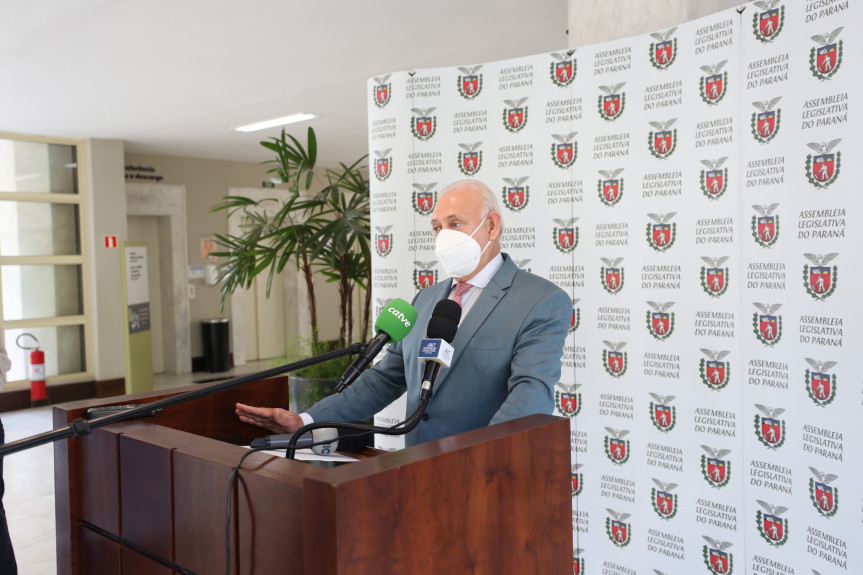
[125,182,191,374]
[126,216,164,373]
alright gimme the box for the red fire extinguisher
[16,334,47,403]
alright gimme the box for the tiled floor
[2,360,272,574]
[3,406,56,574]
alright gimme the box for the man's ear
[487,212,502,241]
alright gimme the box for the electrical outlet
[188,284,196,299]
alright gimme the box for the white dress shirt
[447,253,504,324]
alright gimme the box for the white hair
[439,179,504,231]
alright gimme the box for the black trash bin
[201,318,230,372]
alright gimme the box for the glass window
[3,325,85,381]
[0,202,80,256]
[1,265,83,321]
[0,134,88,384]
[0,140,78,194]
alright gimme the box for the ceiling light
[233,113,318,133]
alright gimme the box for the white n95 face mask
[434,218,491,278]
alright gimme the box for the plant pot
[288,375,337,414]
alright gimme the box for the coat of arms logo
[598,168,624,206]
[752,302,782,345]
[649,27,677,69]
[756,500,789,546]
[646,302,675,340]
[374,225,393,257]
[411,107,437,140]
[372,74,391,108]
[571,465,583,497]
[700,157,728,199]
[604,428,631,464]
[457,142,483,175]
[551,132,578,169]
[651,479,678,519]
[810,28,843,80]
[555,383,581,417]
[700,349,731,391]
[649,393,676,431]
[573,548,584,575]
[502,98,528,133]
[550,50,577,86]
[646,212,676,251]
[809,466,839,517]
[751,204,780,248]
[411,182,437,216]
[805,139,841,188]
[699,61,728,105]
[374,148,393,182]
[803,253,838,299]
[597,82,626,121]
[701,256,730,297]
[602,340,627,377]
[605,508,632,546]
[570,298,581,333]
[413,260,437,291]
[648,119,677,159]
[601,258,624,294]
[703,536,734,575]
[804,358,837,407]
[701,445,732,488]
[457,65,483,99]
[752,0,784,43]
[501,177,529,212]
[754,404,786,449]
[553,218,579,253]
[751,98,782,143]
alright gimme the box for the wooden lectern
[53,377,573,574]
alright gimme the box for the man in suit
[236,179,570,446]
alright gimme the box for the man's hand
[235,403,303,435]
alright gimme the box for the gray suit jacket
[307,253,571,445]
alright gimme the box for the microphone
[418,299,462,400]
[250,426,373,454]
[335,298,418,392]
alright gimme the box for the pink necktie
[453,282,472,306]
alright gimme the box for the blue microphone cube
[419,338,454,367]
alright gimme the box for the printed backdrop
[367,2,858,573]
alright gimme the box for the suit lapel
[415,281,453,340]
[433,255,517,392]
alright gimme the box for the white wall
[568,0,742,47]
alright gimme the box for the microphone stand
[285,396,431,459]
[0,343,368,457]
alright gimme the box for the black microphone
[250,426,373,453]
[335,298,418,392]
[418,299,462,400]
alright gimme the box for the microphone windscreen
[311,428,339,455]
[373,298,418,342]
[427,299,462,342]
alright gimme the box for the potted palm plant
[211,127,371,412]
